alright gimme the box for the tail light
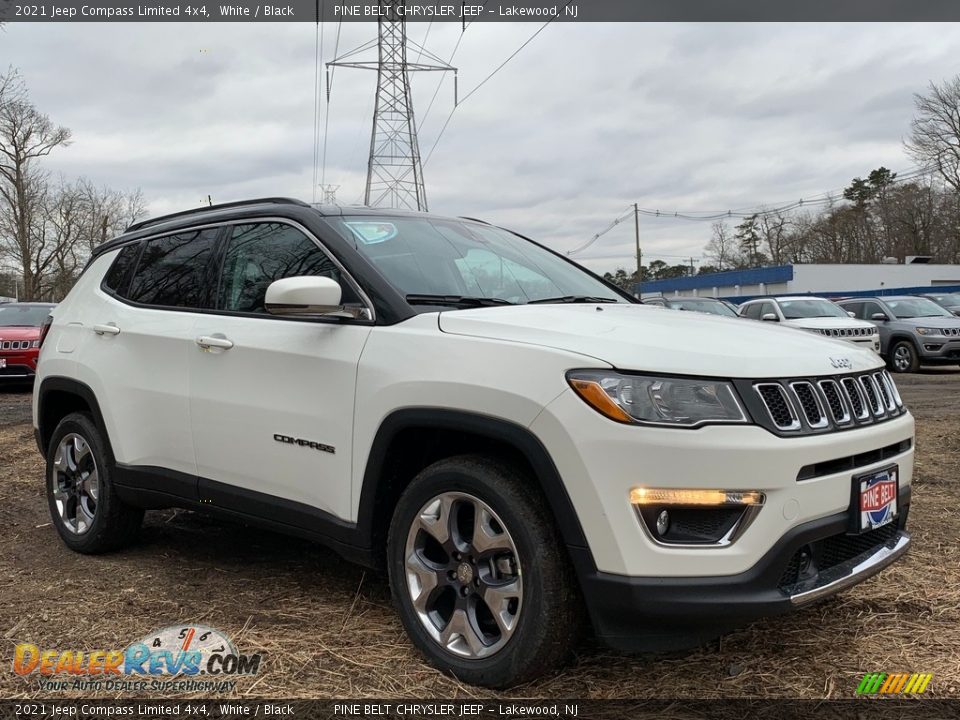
[37,314,53,349]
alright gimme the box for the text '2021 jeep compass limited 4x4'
[33,198,914,687]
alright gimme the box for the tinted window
[841,302,863,318]
[741,303,761,319]
[217,223,358,314]
[102,243,141,295]
[861,301,884,320]
[128,229,219,308]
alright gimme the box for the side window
[102,243,141,296]
[127,229,219,308]
[862,301,883,320]
[842,302,862,319]
[217,223,359,314]
[741,303,760,319]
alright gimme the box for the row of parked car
[641,292,960,373]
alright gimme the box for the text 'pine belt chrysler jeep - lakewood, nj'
[33,199,914,687]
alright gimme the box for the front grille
[942,328,960,337]
[796,438,912,481]
[0,340,33,350]
[744,370,905,436]
[779,522,901,588]
[815,327,873,338]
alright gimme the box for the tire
[387,455,580,688]
[45,412,143,553]
[888,340,920,373]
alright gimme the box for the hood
[0,326,40,341]
[784,317,876,331]
[437,304,882,378]
[896,316,960,329]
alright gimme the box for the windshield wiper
[405,294,514,308]
[527,295,619,304]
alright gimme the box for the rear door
[189,220,373,523]
[77,228,221,493]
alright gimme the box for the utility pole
[329,1,456,211]
[688,256,696,276]
[633,203,642,296]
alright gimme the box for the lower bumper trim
[788,530,910,605]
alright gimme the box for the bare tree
[0,67,72,300]
[703,221,736,270]
[907,76,960,193]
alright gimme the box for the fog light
[656,510,670,536]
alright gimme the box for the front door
[189,221,372,523]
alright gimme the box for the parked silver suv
[838,296,960,373]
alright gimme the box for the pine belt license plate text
[855,465,898,532]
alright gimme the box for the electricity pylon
[329,1,456,211]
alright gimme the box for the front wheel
[888,340,920,373]
[387,455,579,688]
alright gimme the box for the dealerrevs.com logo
[13,625,262,693]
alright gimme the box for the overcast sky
[2,22,958,273]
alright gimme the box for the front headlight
[916,327,943,336]
[567,370,749,427]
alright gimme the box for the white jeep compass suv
[33,198,914,687]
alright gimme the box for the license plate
[854,465,898,532]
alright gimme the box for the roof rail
[126,197,312,233]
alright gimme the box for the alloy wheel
[404,492,522,659]
[51,433,100,534]
[894,345,912,372]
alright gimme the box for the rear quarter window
[102,243,141,296]
[127,229,220,308]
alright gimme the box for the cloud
[3,21,960,273]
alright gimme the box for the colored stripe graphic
[856,672,932,695]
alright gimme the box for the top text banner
[3,0,960,22]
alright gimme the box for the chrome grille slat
[755,383,801,431]
[859,375,884,417]
[818,379,851,424]
[873,372,896,411]
[840,377,868,420]
[789,381,829,429]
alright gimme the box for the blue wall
[634,264,794,295]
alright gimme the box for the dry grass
[0,376,958,700]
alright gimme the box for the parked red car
[0,302,55,382]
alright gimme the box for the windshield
[779,298,848,319]
[328,216,627,306]
[886,297,954,319]
[0,304,52,327]
[669,298,738,317]
[930,293,960,307]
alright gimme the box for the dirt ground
[0,372,958,700]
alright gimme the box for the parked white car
[33,200,913,687]
[739,296,880,353]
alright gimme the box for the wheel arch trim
[36,377,111,456]
[357,408,593,557]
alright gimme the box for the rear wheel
[387,455,579,688]
[888,340,920,373]
[46,413,143,553]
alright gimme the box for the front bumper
[917,338,960,362]
[575,497,910,651]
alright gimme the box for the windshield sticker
[344,221,398,245]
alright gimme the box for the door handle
[92,323,120,336]
[196,335,234,350]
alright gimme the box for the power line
[571,164,935,258]
[422,1,573,169]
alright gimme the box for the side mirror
[870,312,889,321]
[847,311,855,318]
[761,313,779,322]
[265,276,363,319]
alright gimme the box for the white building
[637,263,960,301]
